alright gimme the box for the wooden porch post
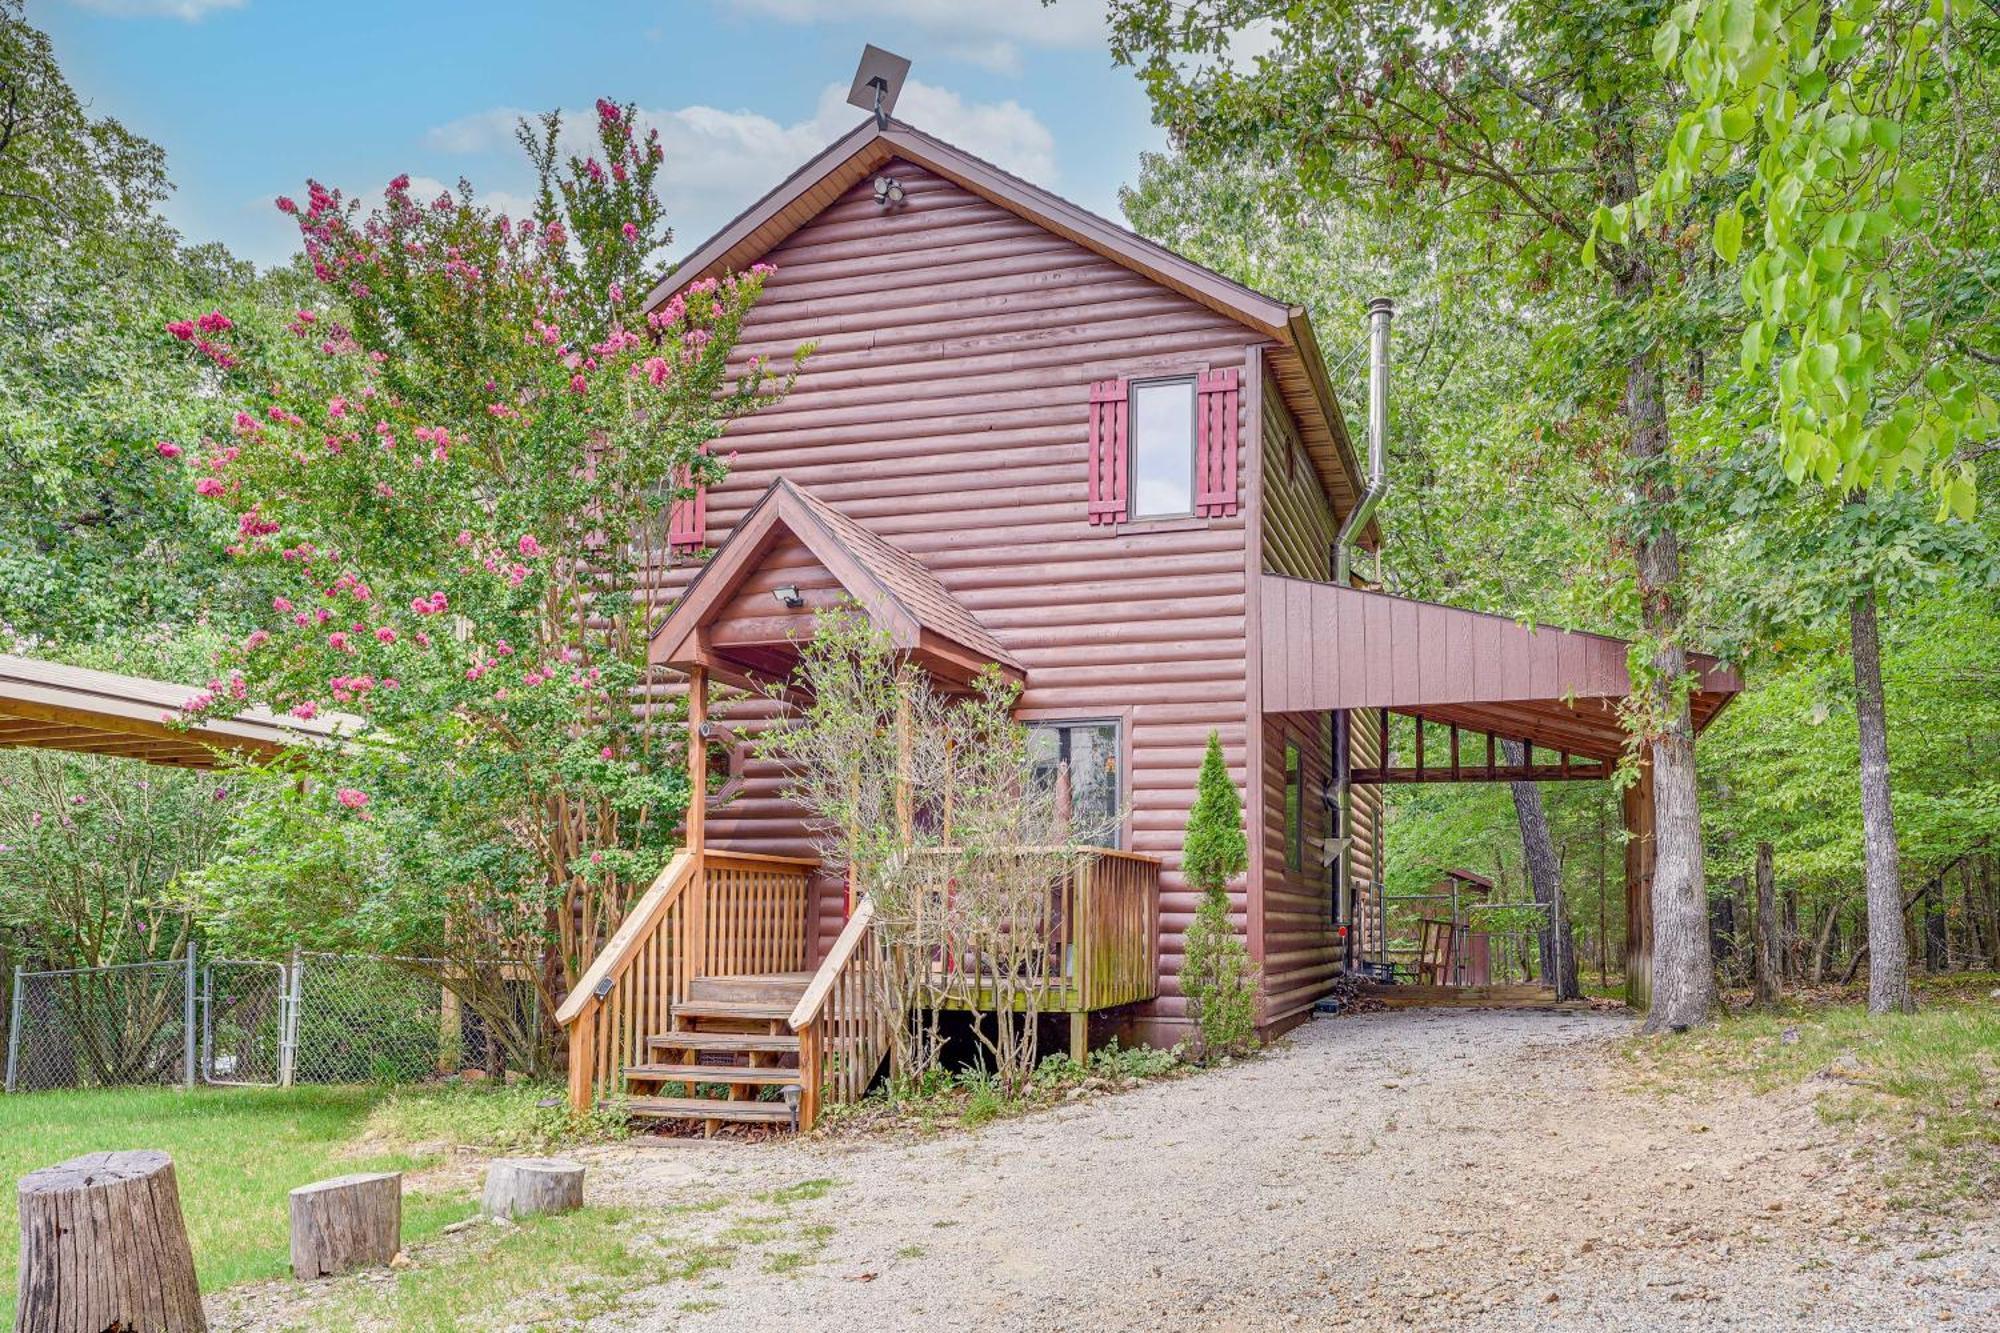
[687,666,708,980]
[1622,758,1655,1010]
[686,666,707,857]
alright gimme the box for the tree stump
[482,1158,585,1220]
[17,1149,207,1332]
[288,1172,401,1281]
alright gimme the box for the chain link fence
[6,948,539,1094]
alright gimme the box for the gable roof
[649,478,1023,689]
[645,118,1374,538]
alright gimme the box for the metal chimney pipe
[1333,297,1394,585]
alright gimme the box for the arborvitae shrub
[1178,731,1257,1061]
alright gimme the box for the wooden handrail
[788,896,876,1032]
[555,850,697,1027]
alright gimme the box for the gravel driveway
[584,1009,1996,1331]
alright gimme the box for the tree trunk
[483,1158,585,1219]
[289,1172,402,1280]
[1596,796,1611,989]
[1501,742,1579,999]
[17,1151,207,1332]
[1603,170,1712,1031]
[1849,582,1914,1014]
[1753,841,1780,1007]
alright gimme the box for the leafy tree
[1108,0,1727,1027]
[1636,0,2000,1014]
[175,100,803,1020]
[0,1,271,644]
[1179,731,1256,1059]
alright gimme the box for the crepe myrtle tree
[163,99,805,1012]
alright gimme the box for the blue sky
[34,0,1176,269]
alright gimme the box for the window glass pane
[1284,744,1303,872]
[1131,379,1195,518]
[1025,720,1122,848]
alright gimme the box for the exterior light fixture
[872,175,905,207]
[773,584,804,608]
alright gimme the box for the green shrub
[1179,732,1258,1061]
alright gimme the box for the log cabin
[552,108,1741,1131]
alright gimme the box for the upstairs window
[1088,370,1239,524]
[1130,378,1197,519]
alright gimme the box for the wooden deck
[557,844,1161,1129]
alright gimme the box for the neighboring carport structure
[0,653,350,769]
[1257,575,1741,1007]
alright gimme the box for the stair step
[671,999,795,1023]
[623,1096,796,1125]
[647,1030,800,1055]
[688,972,812,1006]
[625,1063,799,1086]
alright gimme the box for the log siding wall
[1254,375,1347,1027]
[650,162,1262,1029]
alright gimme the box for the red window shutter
[1196,367,1241,518]
[666,448,708,551]
[1087,378,1129,526]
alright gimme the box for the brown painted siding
[1254,379,1345,1022]
[652,162,1259,1024]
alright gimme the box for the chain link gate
[201,958,289,1086]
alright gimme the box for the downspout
[1332,297,1394,585]
[1330,298,1393,980]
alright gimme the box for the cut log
[482,1158,585,1220]
[16,1149,207,1333]
[288,1172,401,1281]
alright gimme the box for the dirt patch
[583,1009,1995,1331]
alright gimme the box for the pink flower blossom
[155,440,183,459]
[374,626,397,644]
[291,700,319,719]
[273,596,294,613]
[245,630,270,650]
[621,221,638,243]
[334,788,369,810]
[194,477,226,497]
[166,320,195,341]
[569,374,587,395]
[276,196,299,214]
[197,311,233,334]
[388,173,410,192]
[517,534,542,557]
[600,746,614,760]
[327,631,354,653]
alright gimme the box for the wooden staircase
[622,972,811,1133]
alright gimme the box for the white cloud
[424,79,1057,255]
[67,0,244,18]
[722,0,1111,75]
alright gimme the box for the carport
[1257,576,1741,1006]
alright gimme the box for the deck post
[1068,1012,1087,1064]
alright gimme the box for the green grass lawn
[0,1081,612,1326]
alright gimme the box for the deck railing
[921,846,1162,1013]
[555,849,817,1111]
[787,896,891,1130]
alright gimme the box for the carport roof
[1258,575,1741,764]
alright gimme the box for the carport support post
[1622,761,1656,1011]
[183,940,197,1090]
